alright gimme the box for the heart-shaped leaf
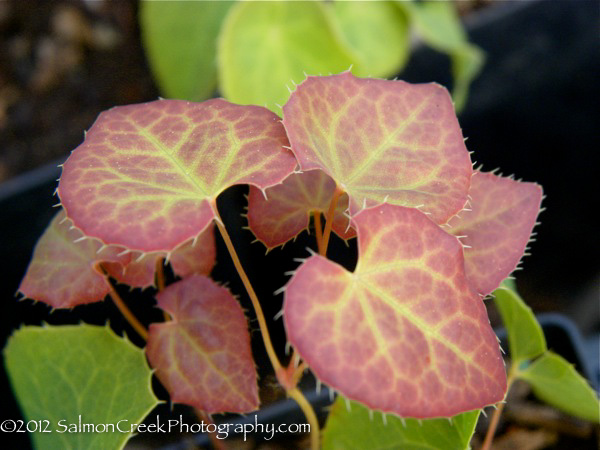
[282,72,473,224]
[103,222,216,288]
[247,169,355,249]
[284,204,506,418]
[448,171,543,296]
[146,275,259,413]
[4,324,158,450]
[58,99,297,253]
[18,210,129,308]
[218,1,355,112]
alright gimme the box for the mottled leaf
[493,286,546,364]
[140,1,233,101]
[282,72,472,224]
[4,325,158,449]
[284,204,506,418]
[329,1,410,77]
[247,170,355,249]
[58,99,296,253]
[449,171,543,296]
[518,352,600,423]
[147,275,258,413]
[103,222,216,288]
[18,210,128,308]
[323,395,480,450]
[218,1,355,111]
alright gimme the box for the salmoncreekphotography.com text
[1,414,310,441]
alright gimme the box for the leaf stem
[212,207,283,376]
[481,365,519,450]
[313,212,324,255]
[155,257,171,321]
[213,204,320,448]
[155,257,166,292]
[320,187,343,256]
[99,264,148,341]
[288,387,320,450]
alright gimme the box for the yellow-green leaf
[328,1,410,77]
[493,286,546,364]
[4,325,158,449]
[518,352,600,423]
[218,1,355,111]
[323,395,480,450]
[140,0,233,101]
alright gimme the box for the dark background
[1,1,598,448]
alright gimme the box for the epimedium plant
[4,72,598,450]
[141,0,483,112]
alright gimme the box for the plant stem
[155,257,166,292]
[155,257,171,321]
[481,365,518,450]
[99,264,148,341]
[320,187,343,256]
[313,212,324,254]
[213,204,321,448]
[288,387,320,450]
[212,207,283,376]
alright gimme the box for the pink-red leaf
[58,99,296,253]
[19,210,128,308]
[103,223,216,288]
[284,204,506,418]
[146,275,259,413]
[282,72,472,224]
[247,169,355,248]
[449,171,543,296]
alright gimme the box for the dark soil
[0,0,158,182]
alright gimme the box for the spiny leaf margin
[282,71,473,224]
[146,275,259,414]
[284,203,506,418]
[58,98,296,253]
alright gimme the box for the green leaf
[396,1,484,111]
[518,352,600,423]
[398,1,466,53]
[322,395,480,450]
[493,286,546,364]
[218,1,355,111]
[328,1,410,77]
[450,44,484,112]
[140,0,233,101]
[4,325,158,449]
